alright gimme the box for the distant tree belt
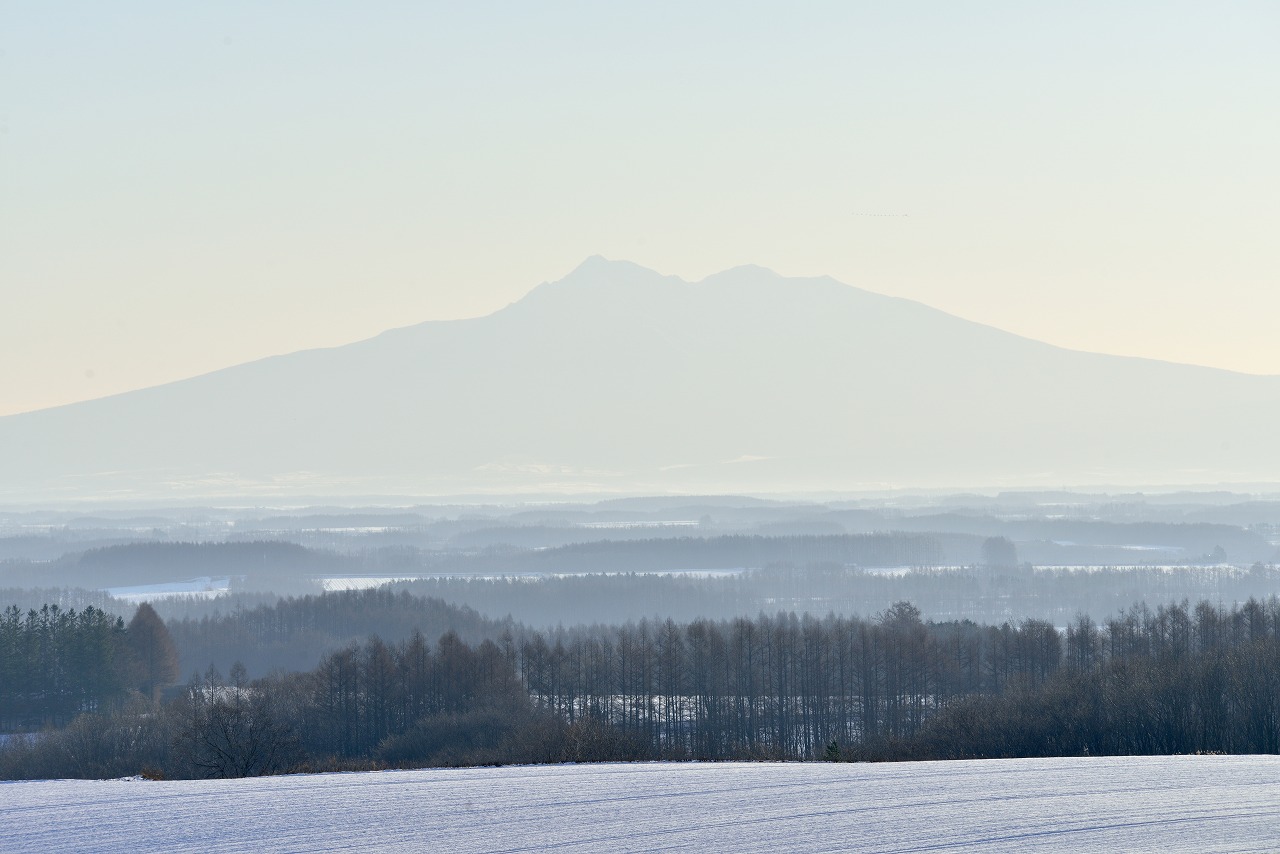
[396,562,1280,631]
[0,602,178,729]
[431,525,1273,573]
[163,589,513,678]
[443,533,947,573]
[58,541,358,587]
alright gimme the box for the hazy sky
[2,2,1277,416]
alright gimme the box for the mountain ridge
[3,258,1278,500]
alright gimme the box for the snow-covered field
[104,576,231,601]
[3,756,1278,853]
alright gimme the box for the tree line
[162,588,510,677]
[902,599,1280,759]
[398,561,1280,631]
[7,593,1280,778]
[511,598,1280,761]
[0,628,637,780]
[0,603,177,729]
[514,603,1060,759]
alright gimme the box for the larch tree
[126,602,180,702]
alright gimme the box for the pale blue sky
[2,2,1277,414]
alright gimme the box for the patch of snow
[104,577,231,601]
[317,576,420,592]
[576,520,701,529]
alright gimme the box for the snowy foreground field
[4,756,1280,853]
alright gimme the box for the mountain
[3,257,1278,500]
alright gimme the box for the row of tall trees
[8,595,1280,778]
[910,600,1280,758]
[0,603,177,728]
[514,598,1280,760]
[162,589,507,677]
[168,630,642,778]
[1,630,632,780]
[515,604,1061,758]
[298,630,523,759]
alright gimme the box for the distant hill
[3,257,1279,499]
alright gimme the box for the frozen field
[3,756,1279,853]
[104,576,231,601]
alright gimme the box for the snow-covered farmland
[3,757,1279,852]
[104,576,232,601]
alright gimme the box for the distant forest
[40,559,1276,678]
[5,519,1275,594]
[12,545,1280,639]
[396,561,1280,629]
[5,589,1280,779]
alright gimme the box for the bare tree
[175,663,300,778]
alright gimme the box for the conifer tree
[126,602,179,701]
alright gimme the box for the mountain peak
[564,255,664,282]
[700,263,782,283]
[511,258,680,311]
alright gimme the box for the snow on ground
[104,577,231,601]
[318,576,421,591]
[3,756,1278,853]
